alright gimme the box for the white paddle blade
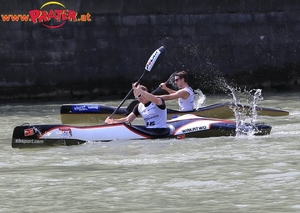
[145,46,165,72]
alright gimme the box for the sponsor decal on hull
[181,126,207,134]
[24,128,35,136]
[59,127,72,138]
[174,120,218,135]
[14,139,44,144]
[72,105,100,112]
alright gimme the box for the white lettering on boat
[87,106,100,109]
[14,139,44,144]
[181,126,207,133]
[72,105,100,112]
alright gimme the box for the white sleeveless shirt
[178,87,194,111]
[138,102,167,128]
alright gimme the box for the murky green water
[0,92,299,212]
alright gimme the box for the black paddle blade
[151,71,178,94]
[145,46,166,72]
[126,100,139,114]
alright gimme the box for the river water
[0,92,299,213]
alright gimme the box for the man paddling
[157,71,194,111]
[105,83,167,129]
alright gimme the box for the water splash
[157,39,266,137]
[194,89,206,110]
[227,86,264,136]
[206,74,266,137]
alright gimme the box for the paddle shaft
[109,71,147,118]
[109,46,165,118]
[151,85,163,95]
[126,71,177,114]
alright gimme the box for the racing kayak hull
[12,114,272,148]
[60,102,289,124]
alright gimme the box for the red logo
[1,1,91,28]
[28,1,91,29]
[59,127,72,136]
[24,128,35,136]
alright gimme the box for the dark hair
[175,71,188,83]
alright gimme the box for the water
[0,92,299,213]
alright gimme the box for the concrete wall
[0,0,299,101]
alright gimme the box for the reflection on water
[0,93,300,212]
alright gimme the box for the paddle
[126,71,177,113]
[151,71,177,94]
[109,46,166,118]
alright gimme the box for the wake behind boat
[60,102,289,124]
[12,114,272,148]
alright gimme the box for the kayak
[12,114,272,148]
[60,102,289,124]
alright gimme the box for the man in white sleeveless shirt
[158,71,194,111]
[105,84,167,129]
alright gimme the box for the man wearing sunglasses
[158,71,194,111]
[105,83,167,129]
